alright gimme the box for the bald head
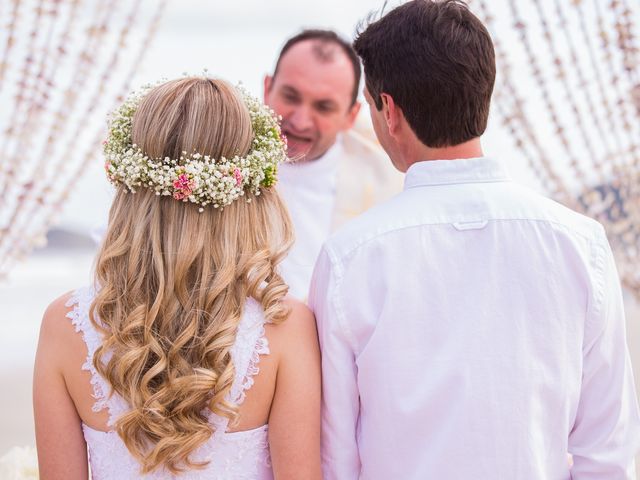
[274,40,357,108]
[272,29,361,106]
[264,32,362,161]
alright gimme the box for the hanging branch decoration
[474,0,572,205]
[0,0,169,278]
[2,0,169,273]
[574,0,640,296]
[0,1,62,208]
[4,0,76,190]
[0,0,116,245]
[616,0,640,114]
[508,0,589,181]
[552,0,616,164]
[0,0,141,260]
[1,0,143,264]
[1,0,45,142]
[532,0,606,179]
[467,0,640,298]
[0,0,21,91]
[590,0,639,172]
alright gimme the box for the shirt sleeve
[569,228,640,478]
[308,246,361,480]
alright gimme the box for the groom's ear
[381,93,402,138]
[263,75,273,104]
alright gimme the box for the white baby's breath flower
[103,81,287,211]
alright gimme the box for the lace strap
[228,298,270,406]
[65,286,113,417]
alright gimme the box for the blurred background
[0,0,639,472]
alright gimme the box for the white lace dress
[66,286,273,480]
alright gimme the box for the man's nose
[288,104,314,131]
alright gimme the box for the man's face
[264,40,360,162]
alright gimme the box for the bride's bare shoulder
[41,291,74,327]
[38,291,85,359]
[265,297,318,359]
[282,296,314,320]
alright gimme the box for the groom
[309,1,640,479]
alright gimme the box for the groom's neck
[400,137,484,171]
[424,137,484,161]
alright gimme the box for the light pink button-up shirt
[309,157,640,479]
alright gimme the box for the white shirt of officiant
[276,137,341,299]
[310,157,640,479]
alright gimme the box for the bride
[33,77,321,479]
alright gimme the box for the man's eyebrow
[315,99,339,109]
[280,85,300,96]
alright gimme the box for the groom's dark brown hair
[354,0,496,148]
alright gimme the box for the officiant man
[264,29,402,299]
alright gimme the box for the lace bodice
[66,286,273,480]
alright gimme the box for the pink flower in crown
[173,191,187,200]
[233,167,243,187]
[173,173,194,200]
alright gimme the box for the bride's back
[34,78,321,479]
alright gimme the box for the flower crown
[103,82,287,211]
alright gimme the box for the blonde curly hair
[89,78,293,474]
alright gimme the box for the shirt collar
[403,157,510,190]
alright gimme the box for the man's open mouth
[283,130,314,145]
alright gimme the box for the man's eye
[283,94,299,103]
[316,104,336,113]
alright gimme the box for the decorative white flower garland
[103,82,287,211]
